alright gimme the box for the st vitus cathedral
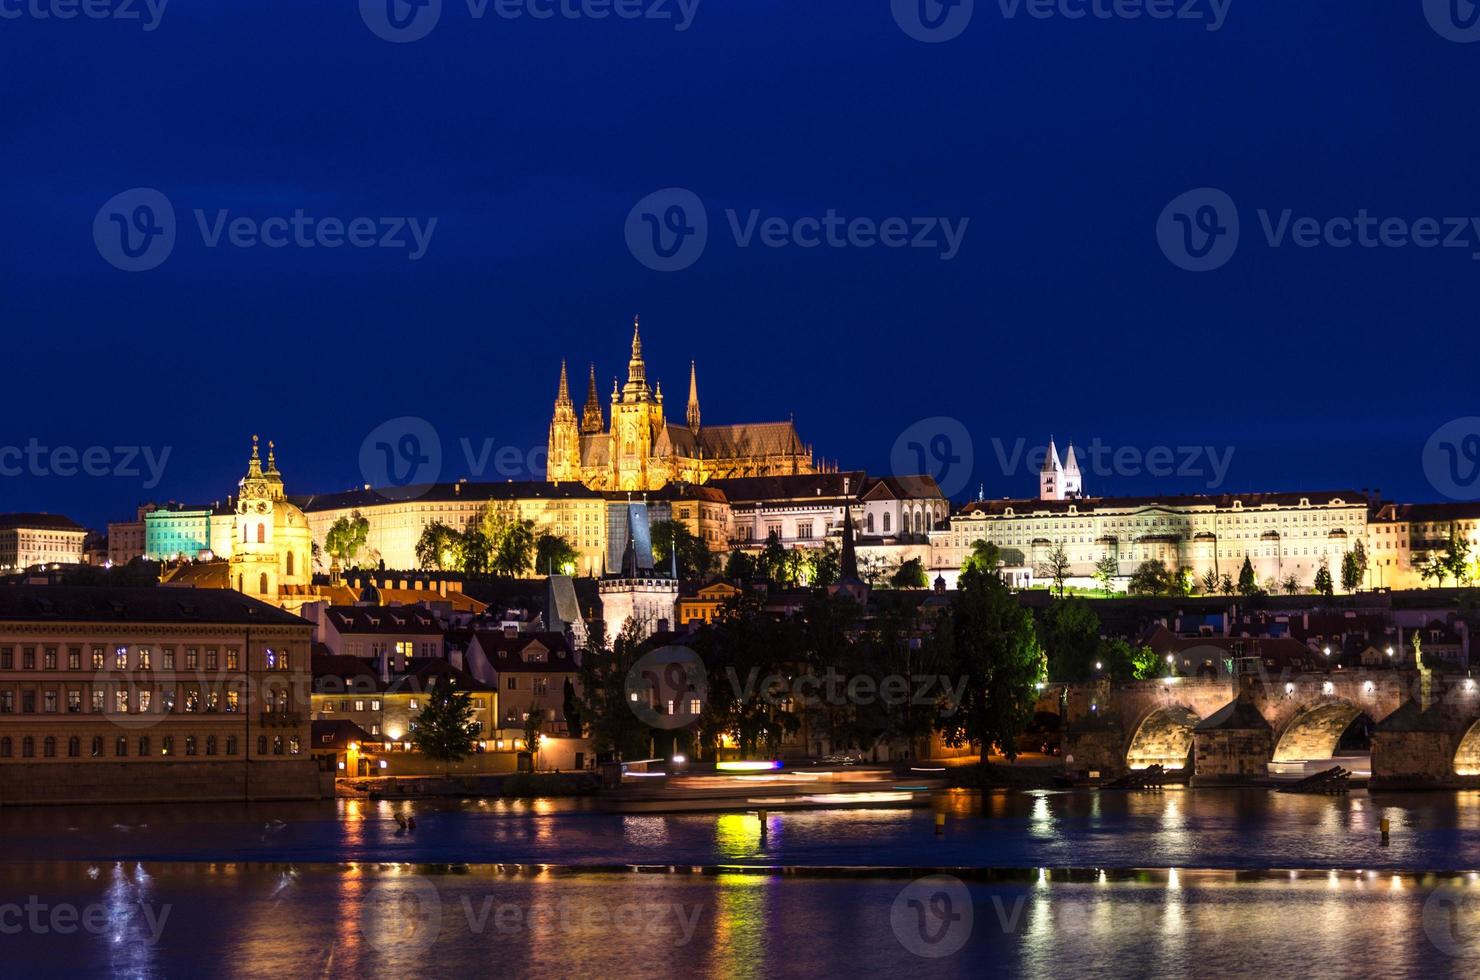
[547,317,819,492]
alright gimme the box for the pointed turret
[1063,441,1083,498]
[1040,435,1065,501]
[547,361,581,482]
[686,360,701,434]
[581,363,604,433]
[623,315,650,399]
[245,434,264,480]
[557,359,572,406]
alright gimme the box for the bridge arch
[1272,699,1370,763]
[1453,719,1480,776]
[1125,705,1201,770]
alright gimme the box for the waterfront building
[0,586,318,805]
[0,513,86,570]
[547,318,818,492]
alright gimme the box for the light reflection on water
[4,863,1480,979]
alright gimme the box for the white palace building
[927,438,1473,593]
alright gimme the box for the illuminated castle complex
[547,318,818,492]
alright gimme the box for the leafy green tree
[809,542,841,587]
[933,565,1045,760]
[325,512,369,570]
[411,674,481,775]
[1037,598,1101,681]
[1094,554,1119,595]
[1237,555,1260,596]
[1219,572,1235,596]
[1314,556,1334,598]
[522,703,544,759]
[459,529,492,575]
[694,593,803,758]
[1128,560,1170,596]
[962,539,1002,577]
[574,620,655,760]
[1037,542,1071,598]
[757,533,789,584]
[890,557,929,589]
[415,522,461,571]
[651,519,716,580]
[1340,550,1361,593]
[1282,573,1301,595]
[534,532,580,576]
[723,548,756,582]
[1098,637,1159,680]
[1200,568,1220,596]
[492,520,535,577]
[1443,526,1472,586]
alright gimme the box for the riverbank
[351,771,598,800]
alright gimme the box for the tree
[651,519,716,581]
[724,549,756,582]
[1443,526,1472,587]
[1200,568,1220,596]
[574,620,655,760]
[411,674,480,775]
[891,557,929,589]
[522,703,544,761]
[1098,637,1159,680]
[1314,556,1334,599]
[758,533,789,584]
[1037,543,1071,598]
[1093,554,1119,595]
[1340,550,1360,593]
[491,519,535,578]
[459,528,492,575]
[325,512,369,570]
[1352,540,1369,589]
[1237,555,1260,596]
[933,564,1045,761]
[1282,573,1301,595]
[962,539,1002,577]
[1128,560,1170,596]
[534,532,579,576]
[1037,598,1101,682]
[415,522,461,571]
[1219,572,1235,597]
[809,542,841,587]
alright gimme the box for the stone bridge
[1053,669,1480,787]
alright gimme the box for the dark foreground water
[5,790,1480,976]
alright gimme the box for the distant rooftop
[0,586,306,626]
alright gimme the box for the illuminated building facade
[0,513,86,570]
[0,586,318,805]
[547,318,818,492]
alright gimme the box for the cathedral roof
[691,421,806,459]
[861,475,946,501]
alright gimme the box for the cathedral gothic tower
[547,360,582,483]
[545,315,818,492]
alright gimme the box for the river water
[4,790,1480,977]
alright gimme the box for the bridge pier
[1190,699,1273,784]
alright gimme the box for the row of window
[0,687,276,714]
[0,733,300,758]
[0,646,266,671]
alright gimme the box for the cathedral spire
[624,315,649,397]
[686,360,701,434]
[581,363,604,433]
[557,359,572,406]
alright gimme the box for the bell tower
[610,316,656,491]
[232,435,280,599]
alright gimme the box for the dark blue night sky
[3,1,1478,527]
